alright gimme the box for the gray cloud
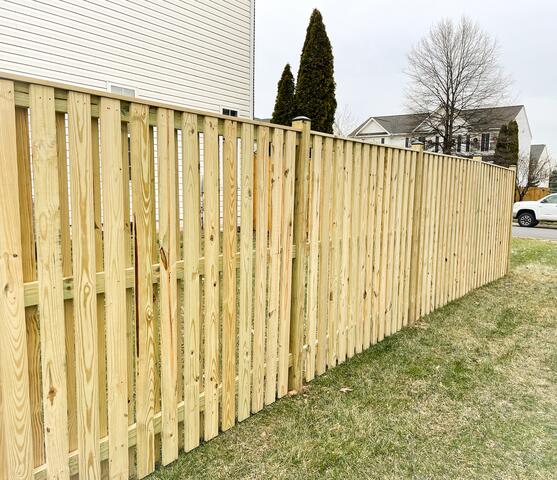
[256,0,557,159]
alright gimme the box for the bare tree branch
[334,104,361,137]
[405,17,511,154]
[516,153,552,200]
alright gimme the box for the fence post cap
[411,141,424,152]
[292,116,311,122]
[472,155,482,161]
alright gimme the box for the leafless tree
[405,17,511,154]
[516,153,552,201]
[333,104,360,137]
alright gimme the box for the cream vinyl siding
[0,0,254,117]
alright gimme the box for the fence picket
[16,106,44,469]
[252,126,270,413]
[182,112,201,452]
[157,107,179,464]
[222,120,238,428]
[277,130,296,398]
[68,91,101,479]
[238,122,254,419]
[100,98,130,476]
[130,103,155,478]
[306,135,322,381]
[316,137,333,375]
[0,79,34,480]
[327,139,345,367]
[202,116,220,441]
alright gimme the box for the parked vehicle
[513,193,557,227]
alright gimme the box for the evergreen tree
[493,123,509,166]
[549,169,557,193]
[294,9,336,134]
[271,63,296,126]
[507,120,519,166]
[493,120,519,167]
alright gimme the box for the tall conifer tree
[271,63,296,126]
[294,9,336,133]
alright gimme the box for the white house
[0,0,255,118]
[527,144,552,188]
[350,105,532,162]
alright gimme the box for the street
[512,225,557,241]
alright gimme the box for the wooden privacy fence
[0,74,515,480]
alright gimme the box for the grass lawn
[149,238,557,480]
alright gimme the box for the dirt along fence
[0,74,516,479]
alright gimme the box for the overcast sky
[255,0,556,157]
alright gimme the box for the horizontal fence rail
[0,74,515,480]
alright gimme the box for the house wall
[0,0,255,117]
[360,135,408,148]
[515,107,533,162]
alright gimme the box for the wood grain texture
[316,137,333,375]
[347,142,360,357]
[100,98,130,476]
[265,128,284,405]
[327,139,345,368]
[130,102,155,478]
[355,144,370,353]
[378,148,392,341]
[157,108,179,465]
[371,147,386,342]
[0,79,34,480]
[277,130,296,398]
[363,145,378,347]
[252,126,270,413]
[238,123,254,420]
[288,119,311,392]
[68,91,101,479]
[16,106,44,469]
[202,116,220,441]
[306,135,322,381]
[221,119,238,429]
[182,112,201,452]
[30,84,70,479]
[338,140,351,362]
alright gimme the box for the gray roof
[373,113,429,135]
[530,144,546,162]
[350,112,428,136]
[352,105,525,136]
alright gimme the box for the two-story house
[349,105,532,161]
[0,0,255,118]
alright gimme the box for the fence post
[408,142,424,324]
[289,116,311,393]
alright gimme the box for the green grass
[149,238,557,479]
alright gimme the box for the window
[480,133,490,152]
[418,136,426,144]
[456,135,462,152]
[110,84,136,97]
[465,134,471,152]
[541,194,557,204]
[434,136,440,152]
[381,138,385,144]
[405,137,410,148]
[222,108,238,117]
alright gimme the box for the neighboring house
[0,0,255,118]
[528,144,552,188]
[350,105,532,162]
